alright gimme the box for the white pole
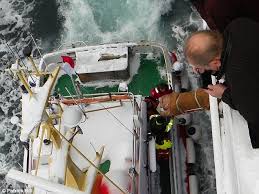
[186,138,196,164]
[52,128,75,184]
[189,175,199,194]
[148,137,157,172]
[7,169,85,194]
[84,146,104,194]
[210,76,224,194]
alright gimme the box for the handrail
[134,41,174,89]
[61,91,132,99]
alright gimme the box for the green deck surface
[55,55,167,97]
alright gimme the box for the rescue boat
[6,41,200,194]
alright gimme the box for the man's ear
[210,57,221,70]
[215,57,221,70]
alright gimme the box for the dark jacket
[218,18,259,145]
[192,0,259,88]
[191,0,259,33]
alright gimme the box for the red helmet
[150,83,172,99]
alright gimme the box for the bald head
[184,30,223,66]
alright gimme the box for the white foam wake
[58,0,174,44]
[0,0,34,53]
[0,71,23,188]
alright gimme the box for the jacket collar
[214,31,232,80]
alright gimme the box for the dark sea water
[0,0,215,193]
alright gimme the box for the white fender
[118,82,128,92]
[186,138,196,164]
[172,61,184,72]
[62,106,84,128]
[189,175,199,194]
[148,137,157,172]
[187,125,202,142]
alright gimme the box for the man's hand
[204,84,227,98]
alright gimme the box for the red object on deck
[61,56,75,68]
[169,51,178,63]
[100,183,109,194]
[92,174,110,194]
[150,86,172,99]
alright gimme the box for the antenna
[90,142,97,154]
[12,45,37,84]
[3,36,36,85]
[29,33,47,67]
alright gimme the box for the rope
[175,94,184,114]
[194,90,202,108]
[98,103,135,136]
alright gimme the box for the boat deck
[55,54,167,97]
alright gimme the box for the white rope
[98,102,135,136]
[175,94,184,114]
[194,90,202,108]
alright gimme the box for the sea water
[0,0,215,193]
